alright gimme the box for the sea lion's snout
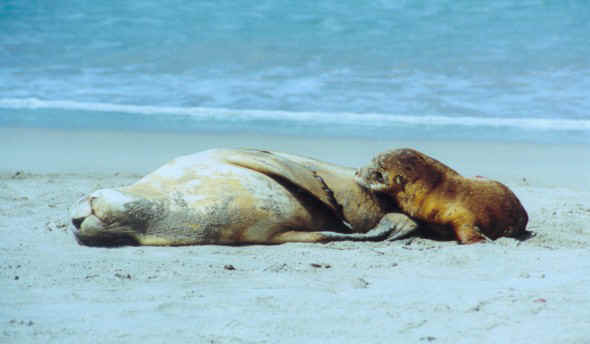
[69,189,142,247]
[71,196,92,230]
[72,217,83,230]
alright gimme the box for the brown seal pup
[356,148,528,244]
[70,149,417,246]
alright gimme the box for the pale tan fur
[70,149,417,246]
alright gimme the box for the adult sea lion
[70,149,417,246]
[355,148,529,244]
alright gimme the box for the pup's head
[355,148,446,194]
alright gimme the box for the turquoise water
[1,1,589,142]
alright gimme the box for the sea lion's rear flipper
[224,149,341,216]
[270,213,418,243]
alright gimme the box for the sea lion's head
[70,189,163,247]
[355,148,445,195]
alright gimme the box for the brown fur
[356,148,528,244]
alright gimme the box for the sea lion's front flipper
[224,149,340,216]
[270,213,418,243]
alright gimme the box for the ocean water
[1,0,589,143]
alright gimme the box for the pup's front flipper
[270,213,418,243]
[455,224,491,244]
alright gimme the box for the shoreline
[1,127,588,189]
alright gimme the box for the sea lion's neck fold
[316,169,392,232]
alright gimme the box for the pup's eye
[373,171,384,183]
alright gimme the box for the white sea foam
[1,98,589,131]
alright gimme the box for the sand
[1,127,590,343]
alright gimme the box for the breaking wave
[2,98,588,131]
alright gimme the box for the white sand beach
[1,127,590,343]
